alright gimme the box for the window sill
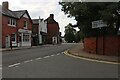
[8,24,16,27]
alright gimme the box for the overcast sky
[0,0,78,36]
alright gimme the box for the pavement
[0,44,58,52]
[68,43,119,63]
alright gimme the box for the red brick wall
[47,24,59,44]
[2,15,17,47]
[17,17,32,30]
[2,15,32,47]
[84,36,120,56]
[17,17,32,43]
[32,24,38,34]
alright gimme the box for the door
[6,35,10,48]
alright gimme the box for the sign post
[92,20,107,54]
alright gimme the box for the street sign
[92,20,107,28]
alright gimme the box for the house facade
[2,1,32,48]
[32,17,47,45]
[45,14,61,44]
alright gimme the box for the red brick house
[2,2,32,48]
[45,14,61,44]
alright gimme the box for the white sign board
[92,20,107,28]
[18,29,32,34]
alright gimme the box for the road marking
[57,53,61,55]
[0,67,2,69]
[51,55,55,57]
[64,51,120,65]
[29,60,33,62]
[8,63,21,67]
[35,57,42,60]
[23,60,31,63]
[0,65,2,67]
[44,56,50,58]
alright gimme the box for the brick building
[2,1,32,48]
[45,14,61,44]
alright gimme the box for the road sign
[92,20,107,28]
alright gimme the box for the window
[11,33,16,42]
[23,34,30,42]
[24,20,27,28]
[8,18,16,26]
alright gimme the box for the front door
[6,35,10,48]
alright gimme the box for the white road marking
[0,65,2,67]
[51,55,55,57]
[8,63,21,67]
[44,56,50,58]
[57,53,60,55]
[0,67,2,69]
[35,57,42,60]
[23,60,30,63]
[29,60,33,62]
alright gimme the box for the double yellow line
[64,50,120,65]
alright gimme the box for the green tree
[64,23,76,43]
[59,2,120,37]
[75,30,84,43]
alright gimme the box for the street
[2,43,119,78]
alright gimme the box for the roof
[13,10,26,18]
[32,19,39,24]
[2,6,17,18]
[32,19,45,24]
[45,17,58,24]
[2,6,28,19]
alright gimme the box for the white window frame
[8,18,16,27]
[23,34,30,42]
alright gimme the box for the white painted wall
[38,17,47,44]
[39,18,47,33]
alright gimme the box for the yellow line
[64,50,120,65]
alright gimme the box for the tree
[59,2,120,37]
[75,30,84,43]
[64,23,76,43]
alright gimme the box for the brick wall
[47,24,59,44]
[84,36,120,56]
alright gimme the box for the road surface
[2,43,119,78]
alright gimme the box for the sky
[0,0,78,36]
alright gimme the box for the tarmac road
[2,43,119,78]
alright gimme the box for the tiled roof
[2,6,26,19]
[32,19,44,24]
[13,10,26,18]
[2,7,17,18]
[32,19,39,24]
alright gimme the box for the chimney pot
[2,1,9,10]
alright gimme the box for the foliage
[59,2,120,37]
[75,30,84,43]
[64,23,76,43]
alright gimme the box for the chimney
[2,1,9,10]
[50,14,54,19]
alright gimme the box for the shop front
[18,29,32,47]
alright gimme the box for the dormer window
[24,20,27,29]
[8,18,16,27]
